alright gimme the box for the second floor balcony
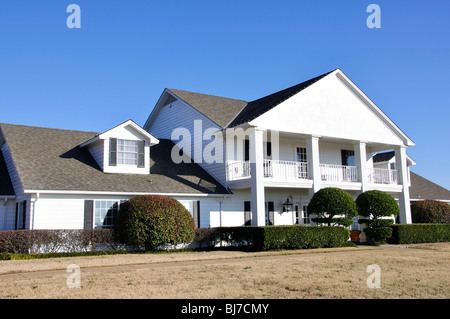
[226,160,399,188]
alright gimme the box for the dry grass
[0,243,448,299]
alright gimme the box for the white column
[306,135,321,197]
[250,128,265,226]
[395,146,412,224]
[354,142,368,193]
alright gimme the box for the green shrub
[308,187,357,227]
[215,225,350,251]
[356,190,399,242]
[115,195,195,250]
[389,224,450,244]
[411,200,450,224]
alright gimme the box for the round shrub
[411,200,450,224]
[115,195,195,250]
[356,190,399,242]
[308,187,357,227]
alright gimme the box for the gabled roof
[158,69,414,147]
[0,123,229,195]
[410,172,450,201]
[227,70,335,128]
[167,89,248,129]
[79,119,159,148]
[163,70,334,129]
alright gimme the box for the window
[302,205,310,225]
[117,139,138,165]
[244,201,251,226]
[341,150,355,166]
[266,201,274,226]
[294,205,300,224]
[94,200,119,228]
[296,147,307,163]
[296,147,308,178]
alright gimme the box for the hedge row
[0,229,116,254]
[195,225,351,250]
[389,224,450,244]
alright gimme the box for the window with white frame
[94,200,119,228]
[302,205,311,225]
[117,139,138,165]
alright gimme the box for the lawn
[0,243,448,299]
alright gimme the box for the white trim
[334,70,415,147]
[1,196,15,199]
[80,120,159,148]
[23,189,227,197]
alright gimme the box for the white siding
[148,99,227,186]
[87,140,104,171]
[0,199,16,230]
[32,193,223,230]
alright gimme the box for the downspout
[218,195,228,228]
[31,193,39,230]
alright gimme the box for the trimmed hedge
[389,224,450,244]
[411,200,450,224]
[0,229,115,254]
[197,226,351,251]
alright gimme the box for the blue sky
[0,1,449,189]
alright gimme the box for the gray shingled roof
[410,172,450,201]
[0,123,229,195]
[168,70,335,129]
[167,88,248,128]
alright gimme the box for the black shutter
[137,140,145,168]
[84,200,94,229]
[192,200,200,228]
[244,201,251,226]
[244,140,250,161]
[266,142,272,157]
[268,201,274,226]
[109,138,117,166]
[22,200,27,229]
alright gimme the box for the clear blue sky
[0,1,449,190]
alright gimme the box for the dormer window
[79,120,159,175]
[109,138,145,168]
[118,139,139,165]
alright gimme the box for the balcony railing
[368,168,398,185]
[263,159,308,180]
[227,160,250,180]
[226,160,308,181]
[320,164,358,182]
[227,161,398,185]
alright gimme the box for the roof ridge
[167,88,248,103]
[226,69,336,128]
[0,122,99,135]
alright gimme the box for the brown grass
[0,243,448,299]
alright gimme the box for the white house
[0,69,420,230]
